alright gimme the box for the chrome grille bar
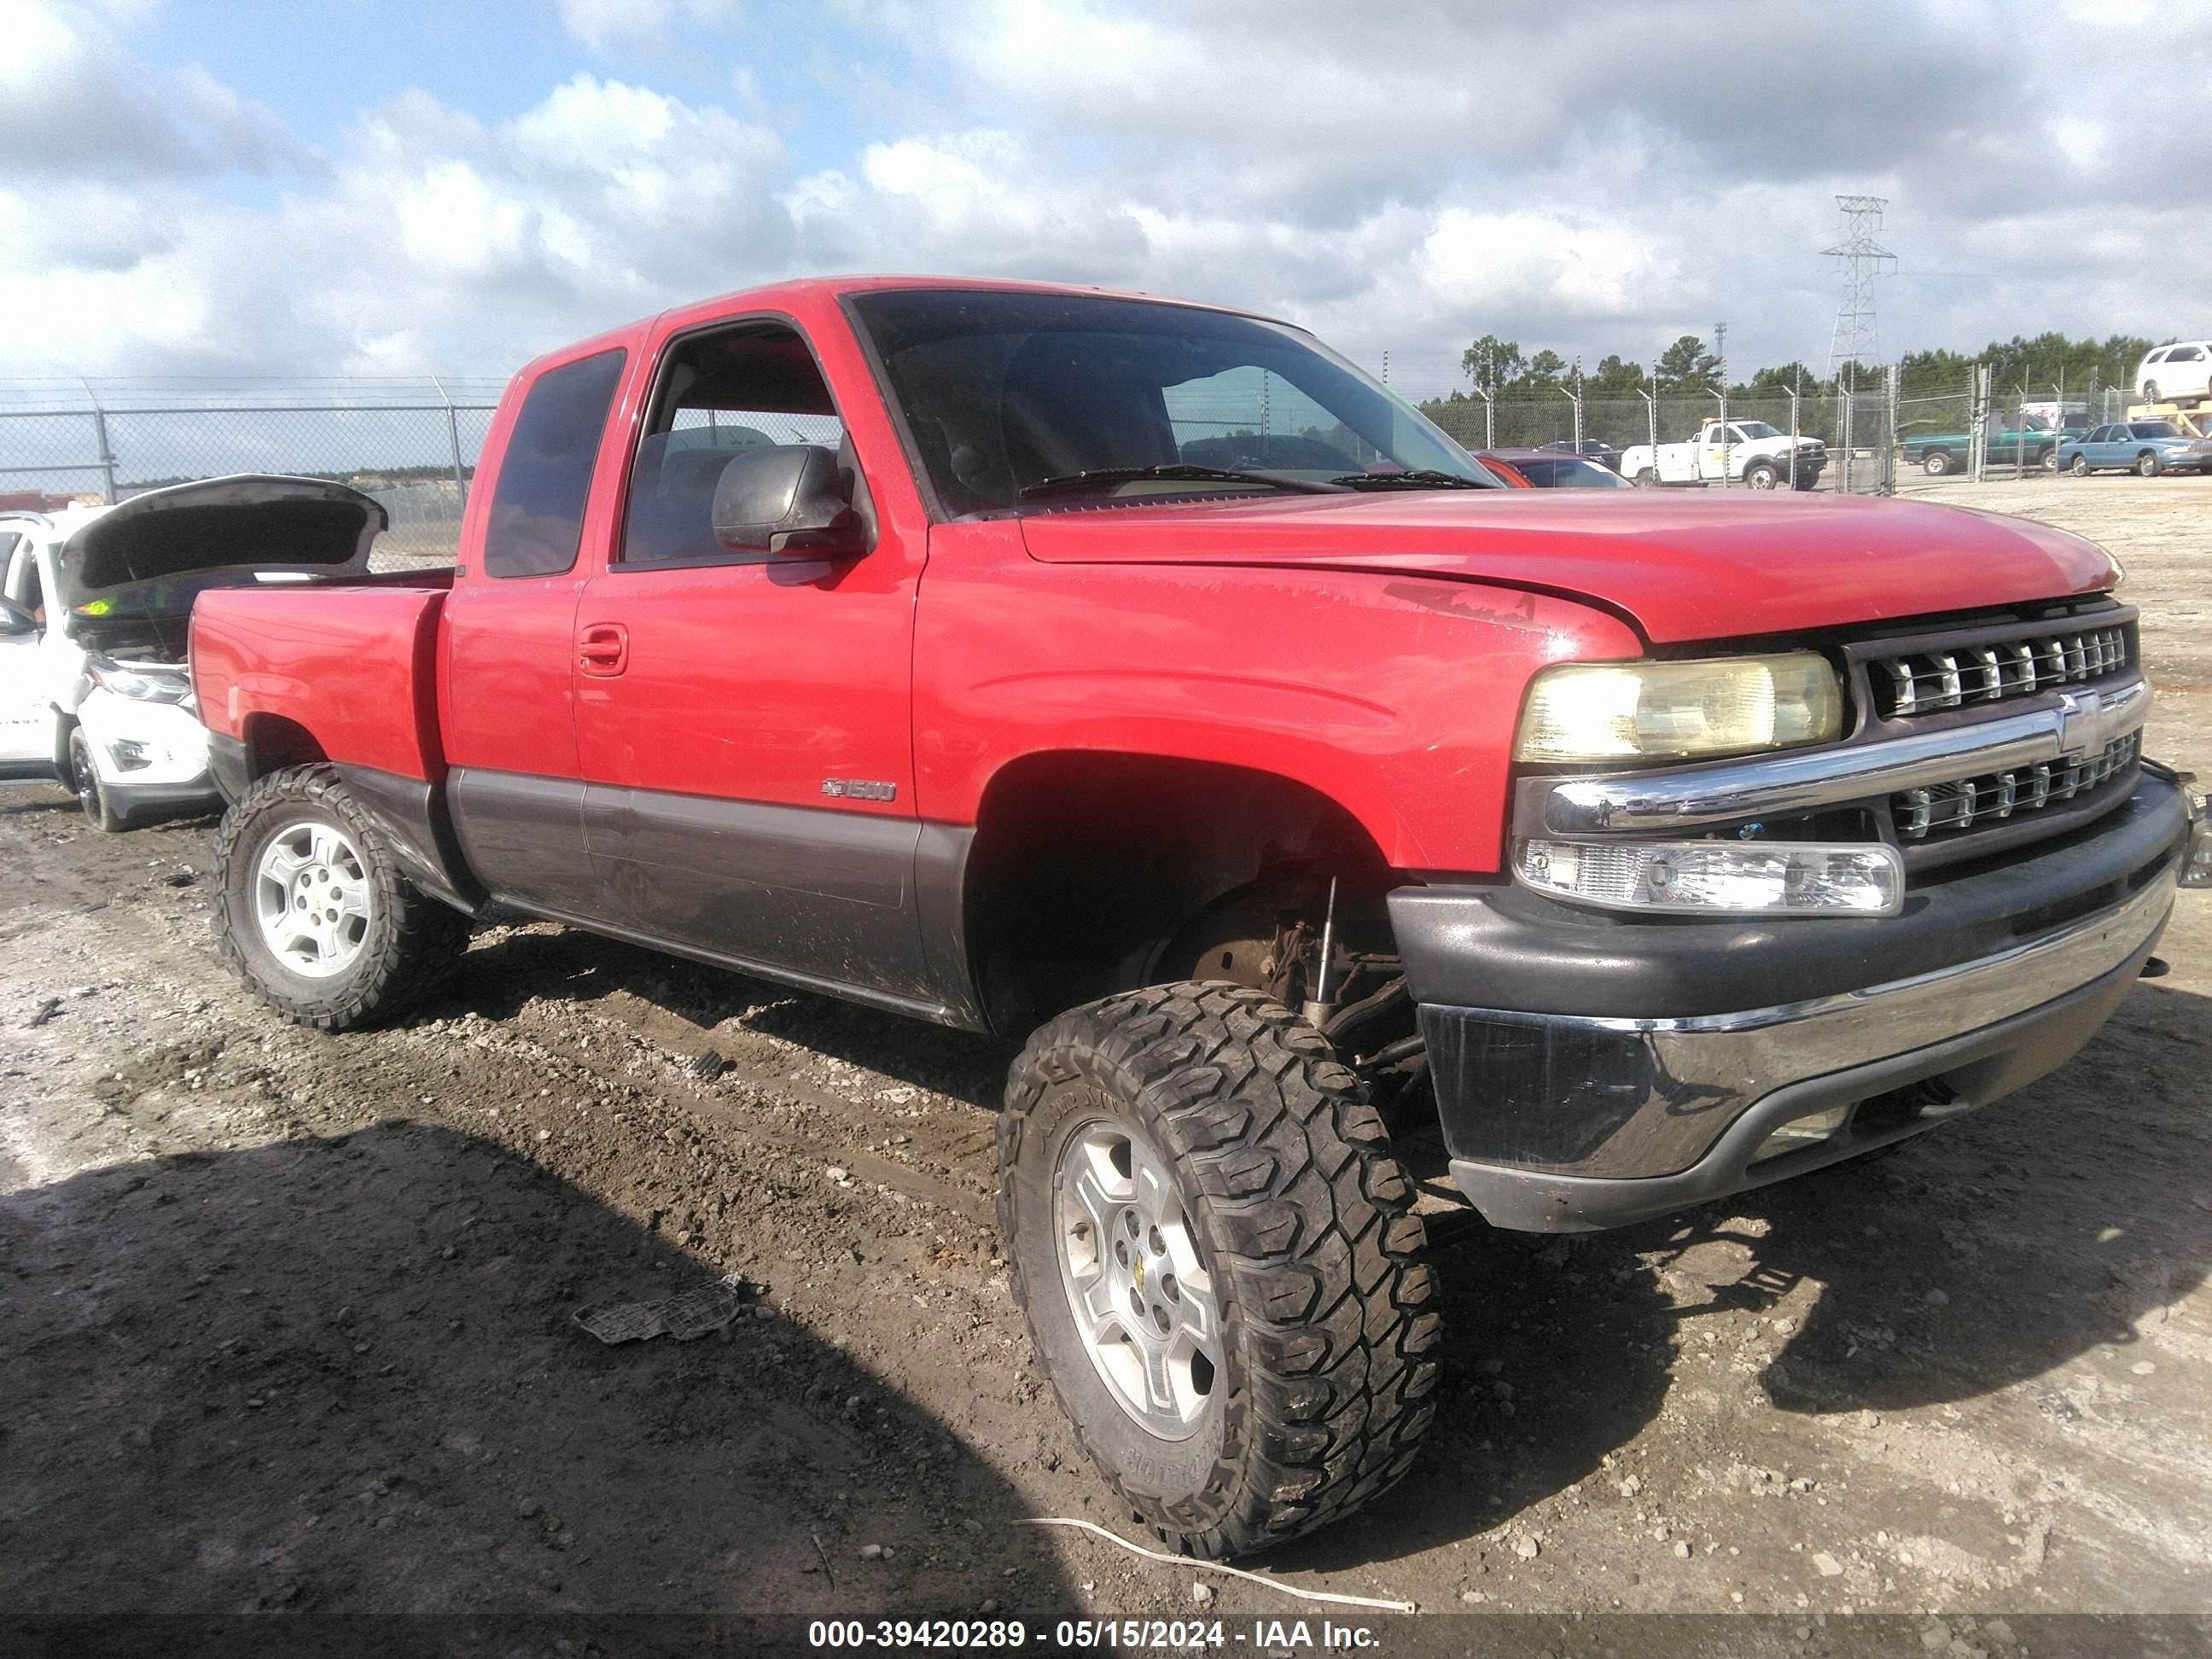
[1890,731,2140,842]
[1871,623,2128,720]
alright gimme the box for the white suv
[2,476,383,830]
[2137,341,2212,404]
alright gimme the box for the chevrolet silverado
[189,277,2209,1557]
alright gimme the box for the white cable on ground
[1014,1517,1417,1613]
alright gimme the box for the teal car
[2058,421,2212,477]
[1901,418,2065,475]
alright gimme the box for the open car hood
[60,474,387,610]
[1016,490,2119,643]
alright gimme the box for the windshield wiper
[1327,469,1492,490]
[1016,463,1344,502]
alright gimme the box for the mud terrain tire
[998,982,1441,1558]
[212,764,469,1031]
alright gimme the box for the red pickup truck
[191,276,2208,1557]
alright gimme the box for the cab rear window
[483,348,627,579]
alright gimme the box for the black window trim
[604,308,852,575]
[480,346,629,581]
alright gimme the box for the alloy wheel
[1052,1118,1220,1439]
[253,820,373,978]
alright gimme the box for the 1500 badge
[820,778,897,801]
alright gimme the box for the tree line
[1435,330,2160,406]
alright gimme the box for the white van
[1,476,383,830]
[2136,341,2212,405]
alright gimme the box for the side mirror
[0,597,37,636]
[712,444,865,558]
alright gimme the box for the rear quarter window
[483,348,627,579]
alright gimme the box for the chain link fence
[1406,358,2183,494]
[2,357,2179,550]
[1418,376,1902,493]
[0,378,505,567]
[1892,370,2144,485]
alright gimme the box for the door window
[618,323,846,568]
[482,347,627,579]
[2169,346,2205,362]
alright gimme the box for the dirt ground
[3,476,2209,1647]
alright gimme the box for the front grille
[1870,623,2129,719]
[1892,731,2139,841]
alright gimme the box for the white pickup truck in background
[1620,418,1826,490]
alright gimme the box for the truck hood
[60,474,387,609]
[1016,490,2118,643]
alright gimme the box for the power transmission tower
[1823,195,1897,380]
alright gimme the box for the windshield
[1733,422,1782,439]
[847,288,1494,514]
[2130,422,2180,439]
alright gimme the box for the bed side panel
[193,585,450,783]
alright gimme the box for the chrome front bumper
[1402,765,2192,1233]
[1437,867,2174,1231]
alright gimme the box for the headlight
[1514,653,1844,765]
[90,662,194,705]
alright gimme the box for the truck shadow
[451,923,1012,1108]
[1663,981,2203,1424]
[1722,978,2211,1419]
[0,1121,1073,1621]
[1271,979,2212,1573]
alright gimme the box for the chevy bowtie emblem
[2058,688,2104,761]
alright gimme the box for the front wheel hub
[1053,1120,1220,1439]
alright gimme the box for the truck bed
[193,573,452,783]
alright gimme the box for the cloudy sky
[3,0,2205,397]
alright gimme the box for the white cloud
[509,74,682,166]
[394,161,533,276]
[1417,212,1673,320]
[556,0,746,55]
[557,0,674,55]
[0,0,297,178]
[0,0,2209,393]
